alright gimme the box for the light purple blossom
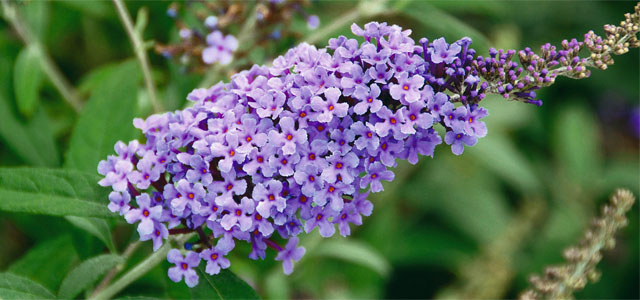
[310,87,348,123]
[306,15,320,29]
[203,30,238,65]
[108,191,130,215]
[99,21,495,287]
[375,106,407,140]
[167,249,200,287]
[275,237,306,275]
[430,37,461,64]
[390,72,424,104]
[445,130,478,155]
[249,90,286,119]
[360,162,394,192]
[269,117,307,155]
[333,203,363,237]
[200,246,231,275]
[220,197,255,231]
[140,222,168,251]
[125,194,162,236]
[304,206,337,237]
[253,180,286,218]
[353,84,383,115]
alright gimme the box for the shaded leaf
[0,167,113,218]
[395,0,490,52]
[65,216,116,252]
[263,270,289,300]
[56,0,112,19]
[13,46,42,117]
[64,60,140,173]
[467,133,541,193]
[0,58,59,167]
[190,267,260,300]
[389,228,475,268]
[22,0,49,41]
[0,272,55,300]
[58,254,123,299]
[553,104,602,186]
[8,235,78,292]
[403,157,511,243]
[310,239,390,276]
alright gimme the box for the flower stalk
[520,189,636,299]
[89,233,195,300]
[113,0,163,113]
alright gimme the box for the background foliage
[0,1,637,299]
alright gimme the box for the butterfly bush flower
[274,237,306,275]
[203,30,238,65]
[99,18,615,287]
[167,249,201,287]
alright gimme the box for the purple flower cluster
[99,22,490,287]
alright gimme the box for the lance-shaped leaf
[190,267,260,300]
[65,60,140,173]
[58,254,124,299]
[0,273,56,299]
[0,167,114,218]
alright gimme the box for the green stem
[89,234,194,300]
[113,0,162,113]
[1,0,83,112]
[91,241,141,297]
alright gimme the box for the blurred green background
[0,1,637,299]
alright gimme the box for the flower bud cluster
[520,189,636,300]
[100,21,490,287]
[473,4,639,106]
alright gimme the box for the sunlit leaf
[190,267,260,300]
[0,273,55,300]
[310,239,391,276]
[65,216,116,252]
[0,167,113,218]
[13,46,42,118]
[58,254,123,299]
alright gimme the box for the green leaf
[190,267,260,300]
[263,270,289,300]
[0,58,59,167]
[310,239,390,276]
[57,254,123,299]
[0,273,56,299]
[65,60,140,172]
[0,167,114,218]
[403,157,511,244]
[467,133,541,193]
[57,0,112,18]
[389,228,475,268]
[22,0,49,41]
[8,235,78,292]
[396,0,490,53]
[13,46,43,117]
[553,104,602,186]
[65,216,116,252]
